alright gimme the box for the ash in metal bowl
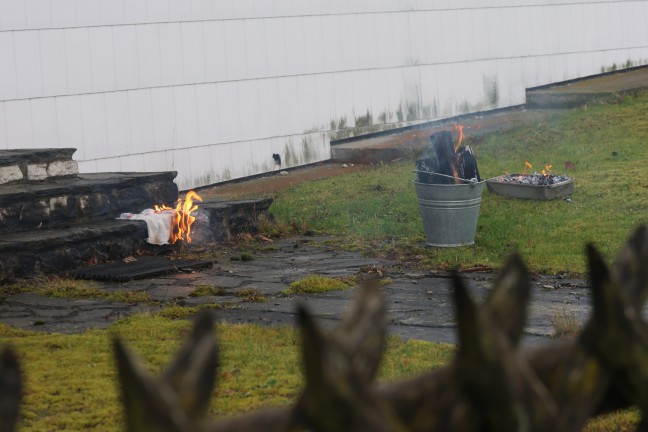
[500,173,571,186]
[486,173,575,200]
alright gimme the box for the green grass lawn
[1,314,453,431]
[2,313,638,430]
[266,91,648,275]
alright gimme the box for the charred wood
[416,131,481,185]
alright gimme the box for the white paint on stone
[47,160,79,177]
[79,195,90,211]
[49,196,68,211]
[27,163,48,180]
[0,165,24,184]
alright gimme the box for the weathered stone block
[79,194,113,219]
[49,196,78,221]
[19,200,50,226]
[27,163,48,181]
[0,165,23,184]
[116,186,155,213]
[190,199,273,243]
[47,160,79,177]
[143,182,179,207]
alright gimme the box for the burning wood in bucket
[415,127,481,185]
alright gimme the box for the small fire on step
[415,126,481,184]
[118,191,203,245]
[154,190,203,244]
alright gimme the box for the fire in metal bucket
[415,126,481,185]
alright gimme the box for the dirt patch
[196,162,368,199]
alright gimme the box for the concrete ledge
[526,65,648,109]
[0,149,78,185]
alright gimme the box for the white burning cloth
[118,208,173,245]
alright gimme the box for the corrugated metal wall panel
[1,2,648,189]
[5,100,33,148]
[31,98,59,148]
[0,33,17,100]
[128,89,156,154]
[105,92,131,158]
[0,102,7,150]
[56,96,84,156]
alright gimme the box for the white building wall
[1,0,647,189]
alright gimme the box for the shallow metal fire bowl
[486,174,575,200]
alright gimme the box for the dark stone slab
[0,148,76,166]
[0,234,595,347]
[68,308,119,322]
[0,305,30,318]
[145,285,201,301]
[69,256,214,282]
[206,308,300,327]
[38,309,75,318]
[236,281,290,296]
[0,293,154,333]
[0,172,179,232]
[180,295,240,306]
[189,275,245,288]
[191,198,273,243]
[6,293,100,308]
[0,221,150,281]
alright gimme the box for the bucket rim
[413,179,485,187]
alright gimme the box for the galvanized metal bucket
[414,179,485,247]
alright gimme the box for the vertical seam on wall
[86,27,95,93]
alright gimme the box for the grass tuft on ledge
[284,275,354,294]
[1,276,149,303]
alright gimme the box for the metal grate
[69,256,213,282]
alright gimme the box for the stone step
[0,148,78,185]
[0,171,178,233]
[191,198,274,243]
[0,220,152,280]
[0,197,274,281]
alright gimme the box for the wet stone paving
[0,236,592,345]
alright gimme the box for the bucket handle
[413,170,479,184]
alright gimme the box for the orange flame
[522,161,532,175]
[154,190,203,244]
[542,164,552,177]
[454,125,464,153]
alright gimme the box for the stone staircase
[0,149,272,281]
